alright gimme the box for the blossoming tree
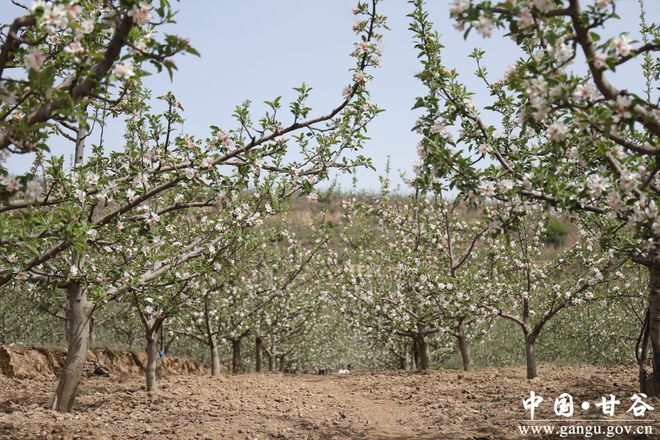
[483,212,621,379]
[326,182,499,371]
[1,0,386,411]
[409,0,659,392]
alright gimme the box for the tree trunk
[210,337,221,377]
[231,338,242,374]
[46,282,92,412]
[525,335,538,380]
[456,319,472,372]
[156,321,166,380]
[146,333,159,392]
[638,308,651,395]
[648,257,660,396]
[268,335,276,372]
[88,317,95,347]
[410,338,417,371]
[203,294,220,376]
[415,335,431,371]
[268,352,275,372]
[398,354,406,370]
[278,354,286,372]
[255,336,263,373]
[128,329,135,348]
[63,306,70,344]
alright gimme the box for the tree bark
[203,294,221,376]
[210,336,221,377]
[410,338,417,371]
[638,308,651,395]
[255,336,263,373]
[268,335,276,372]
[398,354,406,370]
[456,319,472,372]
[88,317,95,347]
[64,306,70,344]
[648,255,660,395]
[45,282,92,412]
[146,332,159,392]
[231,338,242,374]
[410,336,419,370]
[156,321,167,380]
[525,335,538,380]
[0,312,5,344]
[415,334,431,371]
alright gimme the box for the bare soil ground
[0,365,657,439]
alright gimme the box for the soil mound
[0,345,207,379]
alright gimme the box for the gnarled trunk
[255,336,263,373]
[525,335,537,380]
[46,282,92,412]
[231,338,242,374]
[456,319,472,372]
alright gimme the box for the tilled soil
[0,365,657,439]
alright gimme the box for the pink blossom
[64,1,81,18]
[353,71,367,83]
[64,40,85,54]
[3,178,20,193]
[356,41,371,55]
[128,2,153,26]
[593,53,607,69]
[519,7,533,29]
[201,157,214,168]
[24,49,44,72]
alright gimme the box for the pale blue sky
[4,0,658,191]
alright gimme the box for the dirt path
[287,375,439,439]
[0,365,658,439]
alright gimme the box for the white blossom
[611,35,632,57]
[450,0,470,16]
[532,0,554,13]
[113,63,135,80]
[547,122,567,142]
